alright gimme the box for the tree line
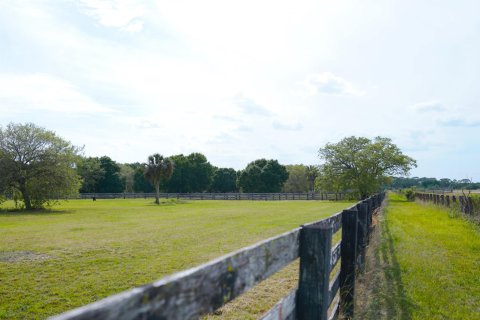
[1,123,420,209]
[389,176,480,190]
[77,154,296,194]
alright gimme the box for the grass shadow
[144,199,191,207]
[376,217,416,319]
[356,203,417,320]
[0,208,72,216]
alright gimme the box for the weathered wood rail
[49,193,385,320]
[415,192,479,216]
[78,192,350,201]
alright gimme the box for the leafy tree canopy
[209,167,238,192]
[388,176,480,190]
[318,136,416,198]
[130,162,154,193]
[238,159,289,193]
[77,157,104,193]
[0,123,82,209]
[162,153,214,192]
[96,156,123,193]
[282,165,309,192]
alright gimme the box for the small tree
[0,123,82,209]
[282,165,309,192]
[318,136,416,199]
[305,165,319,192]
[144,154,174,204]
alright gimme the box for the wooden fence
[415,192,479,216]
[78,192,350,201]
[49,193,385,320]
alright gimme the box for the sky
[1,0,479,180]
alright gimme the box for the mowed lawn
[358,194,480,319]
[0,199,352,319]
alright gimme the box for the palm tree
[305,165,319,192]
[144,154,174,204]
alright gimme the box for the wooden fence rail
[77,192,350,201]
[49,193,385,320]
[415,192,479,216]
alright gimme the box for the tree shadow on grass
[145,199,191,207]
[356,207,417,320]
[0,208,72,216]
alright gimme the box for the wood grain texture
[260,289,297,320]
[304,211,342,234]
[297,226,332,320]
[330,242,341,272]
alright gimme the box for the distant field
[0,199,352,319]
[357,194,480,319]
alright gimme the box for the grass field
[357,193,480,319]
[0,199,352,319]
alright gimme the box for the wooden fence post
[297,225,333,320]
[467,197,473,215]
[365,198,373,244]
[340,208,358,319]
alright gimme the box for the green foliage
[119,164,135,192]
[209,167,238,192]
[404,188,416,201]
[318,136,416,198]
[389,176,480,190]
[96,156,123,193]
[305,165,319,192]
[162,153,214,192]
[282,165,309,192]
[237,159,289,193]
[144,154,174,204]
[77,157,105,193]
[131,163,154,192]
[0,123,82,209]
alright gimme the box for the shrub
[404,188,415,201]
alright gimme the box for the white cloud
[232,94,272,116]
[77,0,145,32]
[0,73,114,115]
[410,100,445,112]
[440,119,480,127]
[305,72,365,96]
[272,121,303,131]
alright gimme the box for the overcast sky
[1,0,479,180]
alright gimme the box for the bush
[404,188,415,201]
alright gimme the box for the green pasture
[358,193,480,319]
[0,199,352,319]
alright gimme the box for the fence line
[50,193,385,320]
[415,192,479,216]
[77,192,350,201]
